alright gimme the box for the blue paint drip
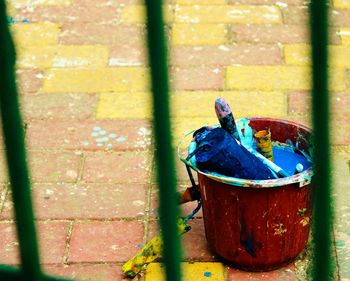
[116,137,126,142]
[96,137,109,143]
[203,271,212,277]
[240,220,256,257]
[7,16,30,25]
[241,237,256,257]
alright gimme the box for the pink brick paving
[0,0,349,280]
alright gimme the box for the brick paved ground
[1,0,350,280]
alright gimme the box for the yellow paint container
[254,129,274,162]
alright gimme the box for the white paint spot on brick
[132,200,145,207]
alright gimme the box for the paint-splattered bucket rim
[177,118,314,189]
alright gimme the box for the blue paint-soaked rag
[190,127,275,180]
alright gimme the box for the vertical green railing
[309,0,334,280]
[0,1,42,280]
[0,0,334,279]
[144,1,182,281]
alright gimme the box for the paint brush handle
[214,98,289,178]
[122,219,191,278]
[215,98,241,141]
[215,98,289,178]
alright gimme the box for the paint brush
[215,98,241,141]
[122,218,191,278]
[214,98,289,178]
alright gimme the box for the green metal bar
[0,1,42,280]
[144,1,182,281]
[309,0,334,280]
[0,265,73,281]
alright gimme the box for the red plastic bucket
[179,118,313,271]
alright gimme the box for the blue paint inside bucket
[273,146,312,175]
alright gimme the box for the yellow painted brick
[16,46,56,68]
[53,46,109,67]
[16,45,109,68]
[338,28,350,45]
[145,262,225,281]
[326,46,350,67]
[41,68,150,93]
[283,44,310,65]
[284,44,350,67]
[173,116,219,148]
[172,91,287,118]
[96,92,152,119]
[6,2,16,17]
[11,23,61,47]
[333,0,350,9]
[172,24,226,45]
[175,5,281,24]
[120,5,174,24]
[96,91,286,120]
[177,0,226,4]
[226,66,346,91]
[10,0,71,8]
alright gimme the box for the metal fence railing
[309,0,334,279]
[0,0,42,279]
[0,0,333,280]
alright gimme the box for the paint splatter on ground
[7,16,29,25]
[135,127,152,149]
[81,126,127,148]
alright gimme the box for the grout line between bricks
[284,91,289,116]
[224,265,229,281]
[0,184,9,215]
[23,148,152,154]
[280,4,288,25]
[332,225,341,281]
[278,41,285,64]
[142,185,152,244]
[345,68,350,89]
[63,221,74,265]
[143,151,156,244]
[76,152,86,183]
[223,65,227,90]
[0,217,147,223]
[46,261,135,266]
[92,92,103,122]
[105,45,112,68]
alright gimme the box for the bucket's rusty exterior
[197,118,313,271]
